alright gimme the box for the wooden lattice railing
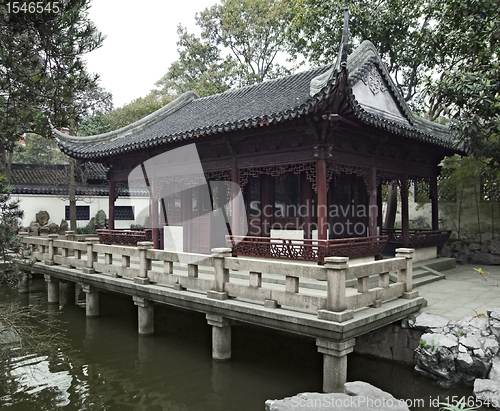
[19,234,418,323]
[382,229,451,249]
[226,235,388,263]
[96,229,152,246]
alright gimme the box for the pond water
[0,281,488,410]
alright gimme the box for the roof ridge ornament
[339,7,349,68]
[309,8,350,96]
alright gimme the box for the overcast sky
[84,0,218,108]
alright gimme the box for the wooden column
[401,173,409,248]
[182,188,190,252]
[108,177,115,230]
[315,147,329,241]
[261,174,272,237]
[301,172,313,239]
[151,175,160,249]
[231,158,241,236]
[377,182,383,231]
[368,166,377,236]
[430,174,439,230]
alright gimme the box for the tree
[78,115,111,136]
[0,0,105,179]
[155,26,237,97]
[157,0,294,97]
[13,133,67,165]
[197,0,294,85]
[286,0,437,107]
[0,175,23,282]
[101,92,175,132]
[424,0,500,167]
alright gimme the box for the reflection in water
[0,285,485,410]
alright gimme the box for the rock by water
[265,381,410,411]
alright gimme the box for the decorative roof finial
[340,7,350,68]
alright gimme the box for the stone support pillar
[44,275,59,304]
[207,314,231,361]
[82,285,99,317]
[60,281,76,305]
[18,272,30,294]
[316,338,356,393]
[133,296,154,335]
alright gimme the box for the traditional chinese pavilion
[54,13,460,260]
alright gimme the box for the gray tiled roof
[54,41,459,160]
[9,163,109,196]
[55,64,334,159]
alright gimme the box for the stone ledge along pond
[0,282,488,411]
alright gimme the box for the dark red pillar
[315,146,329,241]
[368,166,378,237]
[261,175,272,237]
[430,174,439,230]
[108,177,115,230]
[301,172,314,239]
[231,158,241,237]
[401,173,409,248]
[151,175,160,249]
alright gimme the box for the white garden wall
[14,194,150,230]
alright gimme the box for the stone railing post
[396,248,418,299]
[44,234,59,265]
[65,231,76,241]
[135,241,154,285]
[82,238,99,274]
[17,232,29,258]
[318,256,353,322]
[207,248,231,300]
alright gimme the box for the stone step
[389,265,446,286]
[413,273,446,287]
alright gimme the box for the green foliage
[421,0,500,167]
[285,0,499,159]
[0,0,108,172]
[12,133,67,165]
[78,115,111,136]
[197,0,294,85]
[0,174,24,285]
[155,26,237,97]
[438,155,500,240]
[286,0,435,104]
[439,402,480,411]
[419,338,436,351]
[157,0,294,99]
[102,93,176,131]
[77,224,96,235]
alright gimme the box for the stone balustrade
[21,235,417,322]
